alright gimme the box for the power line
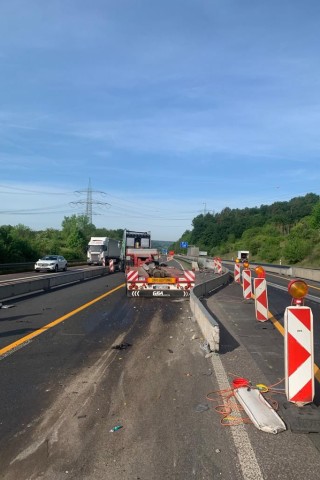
[72,178,110,223]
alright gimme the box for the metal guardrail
[177,254,320,282]
[0,261,86,274]
[0,262,35,273]
[222,260,320,282]
[0,267,108,302]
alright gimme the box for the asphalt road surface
[0,271,240,480]
[1,267,320,479]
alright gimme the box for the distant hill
[170,193,320,266]
[151,240,174,249]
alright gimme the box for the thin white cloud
[1,1,320,239]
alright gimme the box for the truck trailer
[87,237,121,270]
[123,229,195,297]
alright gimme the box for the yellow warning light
[288,279,308,299]
[255,266,266,278]
[235,258,240,263]
[243,261,249,269]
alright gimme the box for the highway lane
[0,273,126,437]
[0,270,124,354]
[1,264,320,479]
[1,270,244,480]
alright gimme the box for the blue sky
[1,0,320,241]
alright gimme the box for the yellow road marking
[268,311,285,335]
[0,283,125,358]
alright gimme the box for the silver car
[34,255,68,272]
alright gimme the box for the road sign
[180,241,188,248]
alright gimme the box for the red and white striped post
[217,257,222,275]
[213,257,218,273]
[254,278,268,321]
[284,280,314,406]
[109,259,114,273]
[253,266,268,322]
[234,262,241,283]
[242,269,252,299]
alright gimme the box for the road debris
[200,340,211,354]
[112,342,132,350]
[194,403,210,413]
[110,425,123,432]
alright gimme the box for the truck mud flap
[126,290,191,298]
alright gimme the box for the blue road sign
[180,241,188,248]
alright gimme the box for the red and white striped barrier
[217,258,222,275]
[242,269,252,299]
[126,270,138,282]
[183,270,195,282]
[109,259,114,273]
[213,257,218,273]
[284,306,314,405]
[234,263,241,283]
[254,278,268,322]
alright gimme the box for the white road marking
[210,354,264,480]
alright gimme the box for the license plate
[153,285,170,289]
[148,277,176,284]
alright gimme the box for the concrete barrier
[190,271,231,353]
[0,268,108,302]
[174,255,232,352]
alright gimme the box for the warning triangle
[291,308,311,330]
[288,333,310,376]
[291,379,313,403]
[257,289,267,304]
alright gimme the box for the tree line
[171,193,320,266]
[2,192,320,266]
[0,215,123,263]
